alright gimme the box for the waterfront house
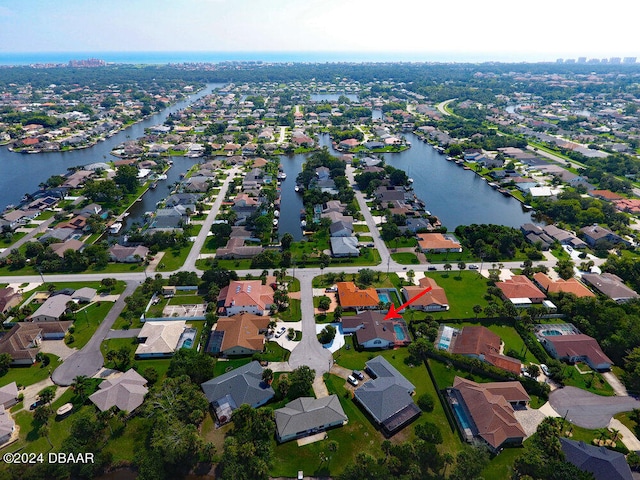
[108,244,149,263]
[329,219,354,237]
[496,275,546,306]
[330,237,360,257]
[275,395,347,443]
[417,233,462,253]
[532,273,595,298]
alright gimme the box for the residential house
[580,225,629,247]
[402,277,448,311]
[49,239,85,258]
[206,313,270,357]
[581,273,639,303]
[533,273,595,298]
[89,369,148,413]
[0,288,22,314]
[559,438,633,480]
[72,287,97,303]
[0,405,15,444]
[30,294,73,321]
[217,280,274,316]
[348,311,410,349]
[201,361,275,424]
[496,275,546,307]
[0,382,19,409]
[449,326,521,375]
[329,219,353,237]
[336,282,379,311]
[448,376,528,452]
[540,333,613,371]
[354,356,421,434]
[108,244,149,263]
[417,233,462,253]
[330,237,360,257]
[215,237,264,259]
[274,395,347,443]
[39,227,77,243]
[135,321,188,358]
[0,321,72,365]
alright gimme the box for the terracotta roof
[403,277,448,307]
[533,273,595,298]
[336,282,379,308]
[453,377,528,450]
[497,275,546,301]
[215,313,269,353]
[219,280,274,311]
[417,233,461,251]
[590,190,623,201]
[451,326,501,356]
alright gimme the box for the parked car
[366,243,374,247]
[428,266,437,271]
[540,364,549,376]
[347,375,359,386]
[29,399,44,410]
[275,326,286,338]
[352,370,364,381]
[325,287,337,293]
[469,264,479,270]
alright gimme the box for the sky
[0,0,637,62]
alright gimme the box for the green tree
[0,352,11,375]
[288,365,315,399]
[71,375,90,402]
[167,348,215,385]
[114,164,140,194]
[317,325,336,344]
[280,232,294,250]
[317,295,331,311]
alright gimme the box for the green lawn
[0,354,61,388]
[169,294,204,305]
[406,271,490,320]
[253,341,290,362]
[456,319,539,364]
[157,243,193,271]
[391,252,420,264]
[563,366,614,396]
[385,237,417,248]
[213,357,252,377]
[276,298,302,322]
[353,224,369,233]
[68,301,114,349]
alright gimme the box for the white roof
[135,321,186,355]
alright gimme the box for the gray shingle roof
[275,395,346,440]
[560,438,633,480]
[201,361,274,409]
[89,369,148,413]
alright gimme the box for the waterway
[0,83,225,211]
[318,133,534,229]
[278,153,305,241]
[310,93,358,102]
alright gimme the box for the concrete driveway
[549,386,640,429]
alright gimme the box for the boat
[294,185,300,192]
[300,220,307,228]
[272,218,279,226]
[523,204,534,211]
[446,156,454,161]
[56,403,73,417]
[157,174,167,180]
[273,210,280,217]
[109,223,123,234]
[408,178,414,183]
[277,172,287,180]
[150,182,158,189]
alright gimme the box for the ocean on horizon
[0,50,549,66]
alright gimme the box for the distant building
[496,275,546,307]
[30,294,73,321]
[108,244,149,263]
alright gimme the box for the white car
[347,375,359,386]
[469,264,479,270]
[275,327,286,338]
[540,364,549,376]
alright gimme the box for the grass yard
[408,271,490,320]
[213,357,252,377]
[482,444,523,479]
[253,341,290,363]
[391,252,420,264]
[157,243,193,271]
[353,224,369,233]
[169,294,204,305]
[563,367,614,396]
[456,319,539,364]
[69,301,115,349]
[276,298,302,322]
[385,237,417,248]
[0,354,61,388]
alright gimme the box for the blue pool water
[378,292,391,303]
[394,325,405,341]
[452,403,472,430]
[542,330,561,336]
[182,339,193,349]
[438,342,450,350]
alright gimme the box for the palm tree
[262,368,274,385]
[457,262,466,279]
[71,375,90,403]
[444,263,452,272]
[473,304,482,319]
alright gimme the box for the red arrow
[384,286,432,320]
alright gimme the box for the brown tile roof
[336,282,379,308]
[590,190,623,201]
[544,334,613,366]
[497,275,546,301]
[451,326,501,356]
[417,233,461,251]
[453,377,528,449]
[484,353,522,376]
[403,277,449,307]
[533,273,595,298]
[352,311,396,344]
[0,321,72,362]
[215,313,270,353]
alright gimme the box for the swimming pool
[394,325,405,341]
[378,292,391,304]
[452,403,473,430]
[182,339,193,349]
[542,330,562,336]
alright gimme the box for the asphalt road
[549,386,640,429]
[51,281,138,386]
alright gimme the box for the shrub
[317,325,336,344]
[417,393,435,412]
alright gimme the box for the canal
[277,153,305,241]
[318,133,534,229]
[0,83,225,211]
